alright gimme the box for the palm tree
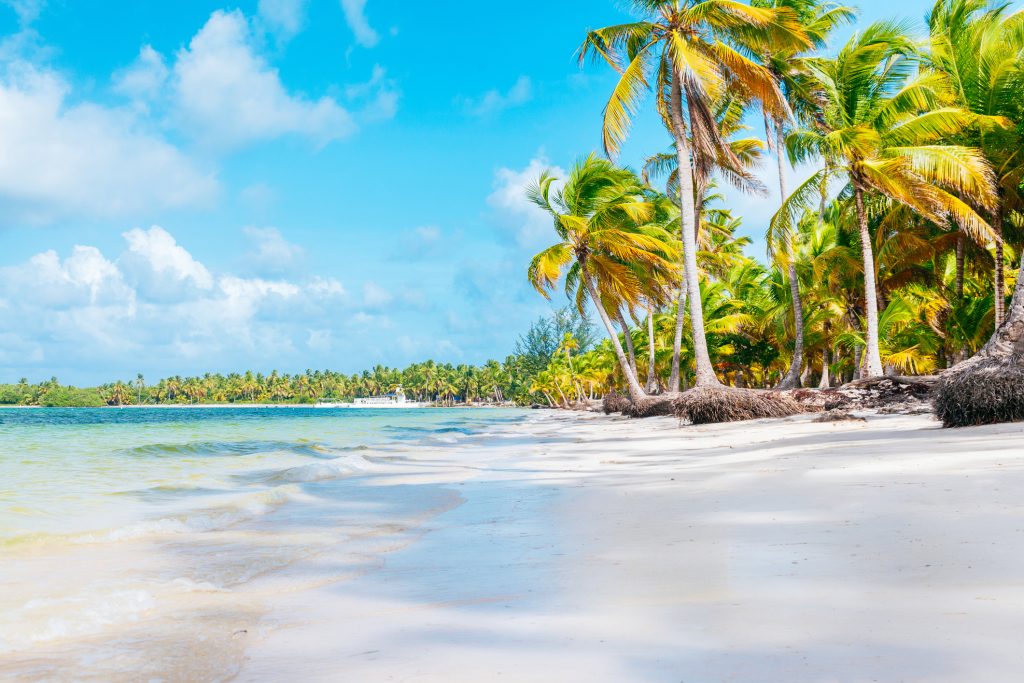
[579,0,808,387]
[925,0,1024,327]
[757,0,856,388]
[772,21,997,377]
[527,155,678,403]
[643,95,767,391]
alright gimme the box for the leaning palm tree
[527,155,678,403]
[579,0,809,388]
[757,0,857,388]
[771,21,997,377]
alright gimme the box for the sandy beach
[4,408,1024,682]
[235,411,1024,682]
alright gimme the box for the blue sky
[0,0,940,384]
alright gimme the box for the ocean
[0,406,530,680]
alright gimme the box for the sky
[0,0,940,385]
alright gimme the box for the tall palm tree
[925,0,1024,327]
[579,0,808,387]
[643,95,767,391]
[527,155,678,402]
[757,0,857,388]
[772,21,997,377]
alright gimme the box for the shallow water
[0,406,529,680]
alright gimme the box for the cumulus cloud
[257,0,307,40]
[242,226,305,276]
[340,0,379,48]
[460,76,532,117]
[0,245,137,352]
[0,227,390,381]
[120,226,214,300]
[0,65,218,225]
[172,10,355,148]
[112,45,169,102]
[487,154,565,248]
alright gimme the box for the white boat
[316,386,425,409]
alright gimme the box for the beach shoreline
[4,408,1024,681]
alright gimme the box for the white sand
[235,411,1024,682]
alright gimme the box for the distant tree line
[0,309,594,407]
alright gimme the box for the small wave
[65,486,301,545]
[265,461,358,483]
[119,440,336,459]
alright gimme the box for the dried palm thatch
[622,394,677,418]
[934,356,1024,427]
[672,386,803,425]
[602,391,632,415]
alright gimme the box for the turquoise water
[0,406,528,672]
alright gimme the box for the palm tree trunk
[775,125,805,389]
[818,347,831,389]
[853,185,884,377]
[646,307,658,393]
[955,231,965,299]
[670,74,718,387]
[582,270,648,402]
[994,204,1005,327]
[668,283,687,392]
[975,249,1024,359]
[618,312,638,377]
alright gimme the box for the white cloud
[0,228,366,378]
[242,226,305,275]
[112,45,169,102]
[362,281,392,308]
[487,154,565,248]
[344,64,399,123]
[340,0,379,48]
[1,0,43,25]
[0,65,217,225]
[257,0,307,40]
[173,10,356,148]
[461,76,532,117]
[122,226,214,290]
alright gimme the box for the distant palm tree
[527,155,677,403]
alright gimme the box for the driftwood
[840,375,939,391]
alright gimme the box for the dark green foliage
[515,307,595,376]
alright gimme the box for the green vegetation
[523,0,1024,426]
[0,310,593,407]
